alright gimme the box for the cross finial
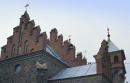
[107,26,110,40]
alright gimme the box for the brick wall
[0,11,87,66]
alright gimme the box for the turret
[94,28,126,83]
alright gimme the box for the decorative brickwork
[0,11,87,66]
[94,40,112,81]
[0,11,126,83]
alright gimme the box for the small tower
[107,28,126,83]
[94,28,126,83]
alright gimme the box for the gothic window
[114,56,119,63]
[23,40,28,54]
[11,44,15,56]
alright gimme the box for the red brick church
[0,11,126,83]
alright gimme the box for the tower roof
[108,39,119,52]
[107,28,120,52]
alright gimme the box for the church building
[0,11,126,83]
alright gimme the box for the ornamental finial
[107,26,110,40]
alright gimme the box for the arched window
[11,44,15,56]
[114,56,119,63]
[23,40,28,54]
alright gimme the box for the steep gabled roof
[108,39,120,52]
[107,28,120,52]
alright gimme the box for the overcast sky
[0,0,130,82]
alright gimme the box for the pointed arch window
[11,44,16,56]
[23,40,28,54]
[114,56,119,63]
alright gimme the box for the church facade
[0,11,126,83]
